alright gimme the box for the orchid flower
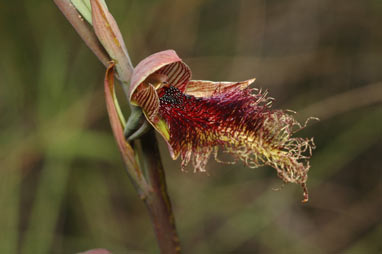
[129,50,316,202]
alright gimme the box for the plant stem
[54,1,181,252]
[140,131,181,254]
[54,0,109,67]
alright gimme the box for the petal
[129,50,191,146]
[129,50,191,101]
[132,82,159,122]
[185,78,256,97]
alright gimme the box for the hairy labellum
[158,85,314,201]
[129,50,316,202]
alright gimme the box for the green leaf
[70,0,108,25]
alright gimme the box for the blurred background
[1,0,381,253]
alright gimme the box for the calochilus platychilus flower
[129,50,316,202]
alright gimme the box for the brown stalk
[54,0,181,253]
[140,131,181,254]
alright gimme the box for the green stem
[140,131,181,254]
[124,105,143,138]
[127,120,150,141]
